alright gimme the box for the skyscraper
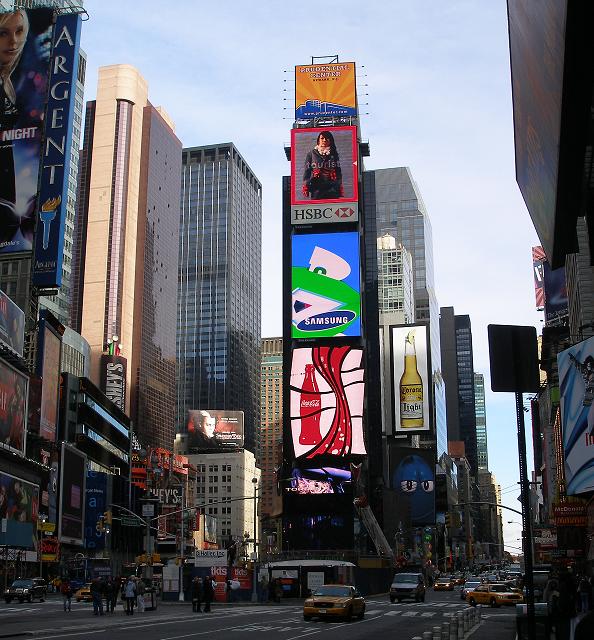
[474,373,488,470]
[440,307,478,476]
[377,233,414,320]
[363,167,447,456]
[177,143,262,453]
[76,65,181,448]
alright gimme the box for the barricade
[432,625,441,640]
[441,621,450,640]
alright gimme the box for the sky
[78,0,544,553]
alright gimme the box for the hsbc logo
[291,202,359,225]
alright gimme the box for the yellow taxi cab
[74,583,92,602]
[303,584,366,621]
[434,577,455,591]
[466,583,524,607]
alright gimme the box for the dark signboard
[0,358,28,456]
[543,261,568,325]
[58,443,86,546]
[0,8,54,255]
[0,471,39,548]
[84,470,106,551]
[0,289,25,356]
[37,318,61,442]
[99,354,126,412]
[32,13,82,288]
[186,410,244,451]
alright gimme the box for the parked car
[389,572,426,603]
[303,585,365,621]
[74,583,93,602]
[434,577,455,591]
[466,583,524,607]
[460,579,482,600]
[4,578,47,603]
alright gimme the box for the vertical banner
[32,13,82,288]
[84,470,107,550]
[0,359,28,456]
[532,246,545,310]
[36,318,61,442]
[99,354,127,411]
[58,443,86,546]
[0,8,54,255]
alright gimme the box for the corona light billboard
[290,126,358,224]
[391,325,431,433]
[295,62,356,119]
[290,346,365,460]
[292,232,361,338]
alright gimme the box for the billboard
[58,443,86,546]
[295,63,356,119]
[290,346,365,459]
[291,232,361,338]
[187,410,244,451]
[543,261,568,325]
[37,320,61,442]
[532,246,545,310]
[558,337,594,495]
[0,289,25,356]
[391,325,431,433]
[84,470,107,551]
[389,445,436,526]
[0,358,28,456]
[285,466,351,495]
[290,126,358,223]
[0,471,39,548]
[0,8,54,255]
[204,514,217,544]
[99,354,127,412]
[32,13,82,288]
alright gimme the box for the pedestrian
[268,577,275,603]
[202,575,214,612]
[110,577,120,613]
[226,578,232,603]
[274,578,282,603]
[60,579,72,612]
[136,578,146,613]
[90,577,104,616]
[578,575,591,612]
[124,577,137,616]
[258,572,268,603]
[191,577,203,613]
[104,578,114,613]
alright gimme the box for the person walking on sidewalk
[136,578,146,613]
[60,579,72,612]
[202,575,214,612]
[90,578,104,616]
[191,577,203,612]
[124,577,137,616]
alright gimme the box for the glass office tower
[177,144,262,452]
[474,373,488,470]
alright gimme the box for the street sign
[121,516,143,527]
[142,504,155,517]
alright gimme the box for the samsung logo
[297,310,356,330]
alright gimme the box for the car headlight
[23,589,29,593]
[304,599,313,606]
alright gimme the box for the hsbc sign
[291,202,359,225]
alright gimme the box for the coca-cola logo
[300,399,320,407]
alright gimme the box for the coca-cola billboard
[290,346,365,460]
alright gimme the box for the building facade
[474,373,488,471]
[377,233,414,321]
[177,143,262,453]
[76,65,181,448]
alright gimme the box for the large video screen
[558,336,594,495]
[0,471,39,548]
[292,232,361,338]
[290,346,365,459]
[39,323,61,442]
[59,444,86,546]
[0,358,28,456]
[391,325,431,433]
[291,126,358,206]
[295,63,356,119]
[0,289,25,356]
[186,410,244,451]
[389,444,436,526]
[285,466,351,495]
[0,8,54,255]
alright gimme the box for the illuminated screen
[292,232,360,338]
[295,63,356,119]
[40,325,60,442]
[0,359,28,456]
[291,126,358,206]
[286,467,351,495]
[186,410,244,451]
[0,471,39,548]
[290,346,365,459]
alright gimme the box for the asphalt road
[0,589,517,639]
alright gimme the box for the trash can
[515,603,550,640]
[145,587,158,611]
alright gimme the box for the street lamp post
[37,515,47,578]
[178,484,185,602]
[251,478,258,603]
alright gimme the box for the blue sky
[79,0,543,551]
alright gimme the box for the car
[4,578,47,603]
[434,577,455,591]
[461,580,482,600]
[389,572,426,603]
[303,584,365,622]
[453,573,466,586]
[74,583,93,602]
[466,583,524,607]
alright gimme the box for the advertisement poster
[84,470,107,551]
[558,337,594,495]
[389,445,436,526]
[292,232,361,338]
[0,8,54,255]
[0,471,39,548]
[543,260,568,325]
[391,325,431,433]
[186,410,244,451]
[290,346,365,459]
[204,514,217,544]
[295,63,356,119]
[0,358,27,455]
[33,13,82,288]
[285,466,351,495]
[58,443,86,546]
[532,246,545,310]
[291,126,358,210]
[0,289,25,355]
[39,323,61,442]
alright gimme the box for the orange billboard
[295,62,356,119]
